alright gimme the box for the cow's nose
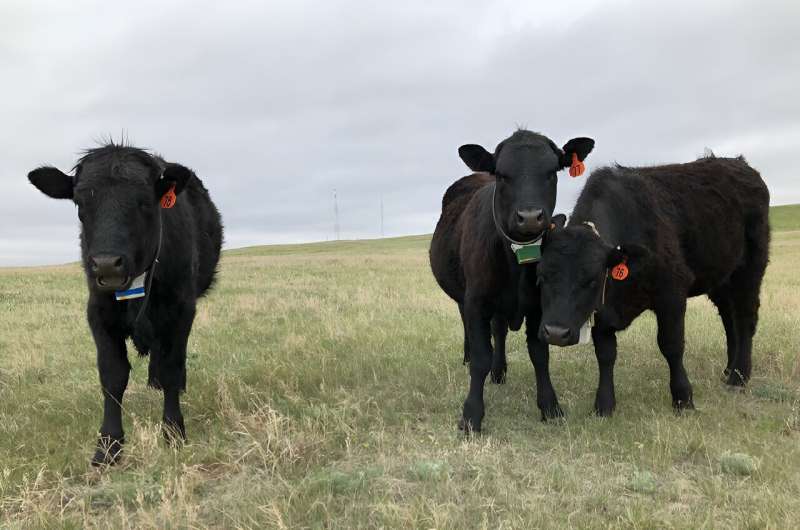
[89,254,127,283]
[515,208,546,235]
[542,324,572,346]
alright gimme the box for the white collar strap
[583,221,600,237]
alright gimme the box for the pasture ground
[1,206,799,528]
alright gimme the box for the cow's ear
[551,213,567,229]
[606,246,626,268]
[458,144,495,173]
[620,243,650,262]
[28,167,74,199]
[560,137,595,169]
[156,162,193,198]
[606,243,651,277]
[543,214,566,248]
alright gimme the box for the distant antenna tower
[333,189,340,240]
[380,193,384,238]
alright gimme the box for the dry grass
[1,224,799,528]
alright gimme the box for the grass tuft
[627,470,658,494]
[719,452,759,476]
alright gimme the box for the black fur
[28,143,223,465]
[429,130,594,432]
[538,156,770,416]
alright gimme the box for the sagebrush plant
[1,207,799,528]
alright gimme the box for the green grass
[769,204,800,231]
[1,209,799,529]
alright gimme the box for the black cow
[430,129,595,432]
[28,143,223,465]
[537,155,769,416]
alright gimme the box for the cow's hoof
[91,434,124,467]
[539,403,565,422]
[594,402,616,417]
[725,370,748,387]
[460,398,484,434]
[672,398,695,414]
[162,417,186,445]
[458,416,482,434]
[490,369,507,384]
[594,393,616,417]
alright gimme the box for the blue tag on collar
[115,273,146,301]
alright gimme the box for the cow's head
[537,220,649,346]
[458,130,594,243]
[28,145,192,293]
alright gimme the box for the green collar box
[511,241,541,264]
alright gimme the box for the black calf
[430,130,594,432]
[29,143,223,465]
[538,155,769,415]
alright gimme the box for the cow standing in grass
[29,143,223,465]
[537,156,769,415]
[429,130,595,432]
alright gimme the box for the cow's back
[575,157,769,295]
[430,172,494,303]
[648,157,769,293]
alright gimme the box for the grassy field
[769,204,800,231]
[1,211,799,529]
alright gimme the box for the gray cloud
[2,0,798,265]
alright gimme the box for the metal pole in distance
[380,193,384,238]
[333,189,341,241]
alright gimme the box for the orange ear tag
[611,262,629,281]
[160,183,177,209]
[569,152,585,177]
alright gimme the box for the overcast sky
[1,0,798,266]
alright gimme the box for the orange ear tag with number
[569,152,585,177]
[611,262,629,281]
[160,183,176,209]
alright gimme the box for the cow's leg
[655,298,694,411]
[458,303,470,365]
[89,320,130,466]
[149,303,195,443]
[591,326,617,416]
[727,218,769,386]
[490,315,508,384]
[709,287,739,378]
[526,308,563,420]
[727,274,766,386]
[459,296,492,433]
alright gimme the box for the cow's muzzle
[541,324,577,346]
[89,254,130,291]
